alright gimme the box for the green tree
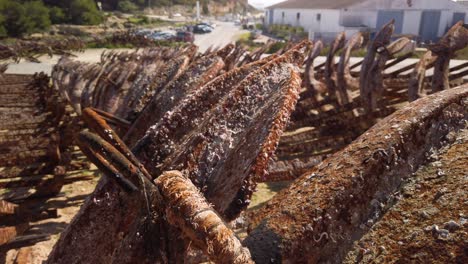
[131,0,146,6]
[70,0,103,25]
[49,6,66,24]
[118,0,138,12]
[0,13,6,38]
[24,1,52,32]
[1,1,31,37]
[0,0,51,37]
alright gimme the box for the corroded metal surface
[0,37,86,62]
[344,127,468,263]
[47,44,305,263]
[124,50,226,147]
[134,54,276,176]
[245,85,468,263]
[429,22,468,92]
[0,73,78,249]
[156,171,254,264]
[268,22,468,182]
[52,47,196,117]
[0,73,66,171]
[23,20,468,263]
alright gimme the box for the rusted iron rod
[156,171,254,264]
[76,131,139,192]
[89,107,131,129]
[82,107,151,180]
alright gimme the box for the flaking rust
[270,21,468,182]
[36,19,468,263]
[53,47,194,118]
[135,54,277,175]
[47,43,304,263]
[245,85,468,263]
[160,45,304,219]
[124,50,226,147]
[0,72,75,249]
[156,171,254,264]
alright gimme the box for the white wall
[439,10,452,36]
[348,0,467,10]
[340,9,376,28]
[265,0,468,41]
[347,0,468,38]
[402,10,421,35]
[269,8,343,34]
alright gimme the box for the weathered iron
[268,21,468,182]
[4,19,465,263]
[46,42,306,263]
[156,171,254,264]
[246,85,468,263]
[428,21,468,92]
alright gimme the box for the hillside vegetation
[0,0,249,38]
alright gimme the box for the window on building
[297,12,301,20]
[282,12,285,18]
[317,13,321,21]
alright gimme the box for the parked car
[175,31,194,43]
[135,29,152,37]
[193,25,213,34]
[197,22,215,29]
[149,31,175,41]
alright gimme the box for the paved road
[194,22,248,52]
[5,22,246,75]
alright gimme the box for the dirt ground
[4,169,288,263]
[5,171,100,264]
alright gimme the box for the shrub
[49,6,67,24]
[24,1,52,31]
[267,24,307,41]
[1,1,29,37]
[0,0,51,37]
[0,18,6,38]
[128,15,151,25]
[69,0,103,25]
[118,0,138,13]
[57,25,89,37]
[267,41,287,54]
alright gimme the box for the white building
[265,0,468,43]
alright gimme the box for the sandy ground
[4,170,288,263]
[5,170,100,264]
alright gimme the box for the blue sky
[248,0,286,9]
